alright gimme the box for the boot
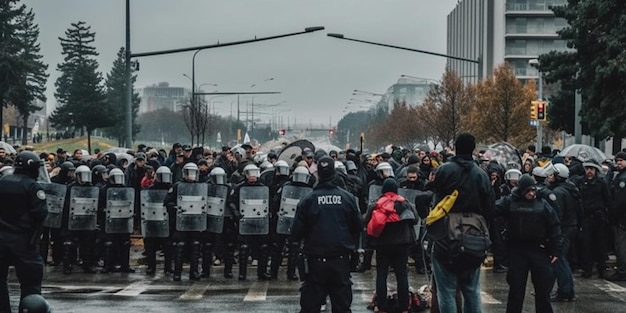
[270,243,282,279]
[62,241,74,275]
[119,240,135,273]
[80,241,97,274]
[50,238,64,266]
[238,244,249,281]
[101,241,115,274]
[173,242,185,281]
[189,241,201,280]
[286,247,299,281]
[39,233,50,265]
[145,241,157,275]
[224,243,235,278]
[257,244,272,281]
[356,249,373,272]
[201,243,213,278]
[163,241,174,274]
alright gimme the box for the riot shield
[368,184,383,207]
[206,184,229,234]
[239,186,269,235]
[176,182,208,232]
[140,189,169,238]
[68,186,99,231]
[277,185,312,235]
[105,187,135,234]
[41,183,67,229]
[397,188,423,240]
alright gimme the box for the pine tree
[0,1,25,138]
[103,47,140,146]
[12,7,49,145]
[50,21,113,153]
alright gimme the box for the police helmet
[182,162,199,182]
[292,166,310,184]
[504,169,523,181]
[75,165,92,184]
[346,160,357,172]
[259,160,273,171]
[14,151,42,179]
[335,161,347,174]
[532,166,547,178]
[156,166,172,183]
[375,162,394,178]
[243,164,260,178]
[0,166,14,177]
[275,160,290,176]
[61,161,76,171]
[552,163,570,179]
[18,294,50,313]
[109,168,125,185]
[209,167,227,185]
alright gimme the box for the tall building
[372,76,436,114]
[139,82,190,113]
[447,0,568,83]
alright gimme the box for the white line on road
[114,281,151,297]
[179,282,211,300]
[594,281,626,302]
[481,291,502,304]
[244,281,269,302]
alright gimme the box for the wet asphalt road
[6,263,626,313]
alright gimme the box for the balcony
[505,2,564,16]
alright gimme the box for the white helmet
[504,169,522,181]
[335,161,346,174]
[532,166,547,178]
[259,160,273,171]
[156,166,172,183]
[209,167,227,185]
[292,166,310,184]
[182,162,199,181]
[551,163,570,179]
[0,166,14,177]
[375,162,394,178]
[243,164,260,178]
[75,165,92,184]
[109,168,125,185]
[275,160,290,176]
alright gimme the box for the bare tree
[179,95,209,146]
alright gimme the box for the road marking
[481,291,501,304]
[179,282,210,300]
[244,281,269,301]
[594,281,626,302]
[114,281,151,296]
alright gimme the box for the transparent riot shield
[277,185,312,235]
[68,186,99,231]
[37,161,50,183]
[140,189,169,238]
[239,186,269,235]
[41,182,67,229]
[105,187,135,234]
[206,184,229,234]
[368,184,383,206]
[397,188,423,239]
[176,182,208,232]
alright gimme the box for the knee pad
[104,241,113,248]
[63,241,73,247]
[240,244,249,250]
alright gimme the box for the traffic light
[537,101,547,121]
[279,129,285,136]
[530,101,538,120]
[329,129,335,136]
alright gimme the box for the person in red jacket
[365,178,419,313]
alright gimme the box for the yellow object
[426,190,459,226]
[530,101,538,120]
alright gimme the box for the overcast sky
[23,0,459,128]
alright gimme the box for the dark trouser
[171,231,201,281]
[300,255,352,313]
[61,230,96,273]
[506,245,555,313]
[222,218,238,277]
[375,244,410,313]
[270,233,299,280]
[238,235,270,280]
[0,232,44,313]
[200,232,219,277]
[581,215,608,274]
[144,237,172,274]
[102,233,132,271]
[490,217,509,267]
[554,227,576,298]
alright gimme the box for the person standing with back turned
[291,156,363,313]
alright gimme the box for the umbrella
[0,141,16,154]
[483,142,523,170]
[559,144,606,162]
[278,139,315,168]
[103,147,131,154]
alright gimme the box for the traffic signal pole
[537,74,543,151]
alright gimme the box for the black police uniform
[0,163,48,312]
[41,169,74,267]
[227,180,272,281]
[199,180,232,278]
[291,157,363,313]
[60,181,98,274]
[495,177,563,313]
[144,182,173,275]
[99,183,135,274]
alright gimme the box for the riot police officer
[291,156,362,313]
[0,151,48,313]
[270,166,312,280]
[495,174,562,313]
[164,162,206,281]
[228,164,272,281]
[61,165,99,274]
[100,168,135,274]
[143,166,173,275]
[200,167,231,278]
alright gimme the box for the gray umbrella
[559,144,606,162]
[0,141,16,154]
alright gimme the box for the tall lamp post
[124,1,324,148]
